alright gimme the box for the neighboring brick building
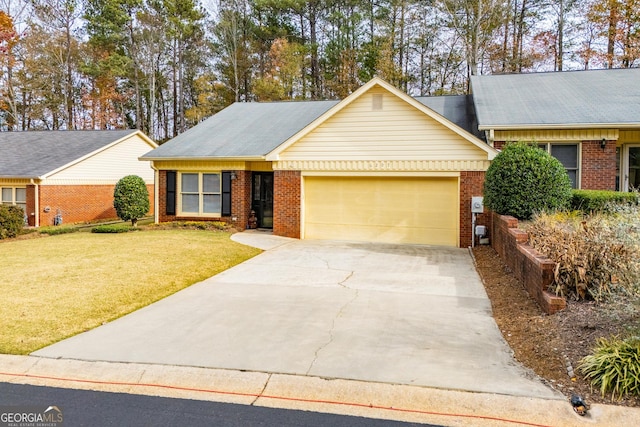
[141,69,640,248]
[0,130,157,226]
[470,68,639,192]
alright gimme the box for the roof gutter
[0,175,40,180]
[139,156,266,162]
[478,123,640,131]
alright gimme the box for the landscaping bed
[473,245,640,407]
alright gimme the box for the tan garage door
[303,176,459,246]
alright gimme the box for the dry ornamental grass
[527,208,640,301]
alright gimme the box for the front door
[251,172,274,228]
[624,146,640,191]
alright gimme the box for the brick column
[273,170,301,238]
[460,171,488,248]
[581,140,616,190]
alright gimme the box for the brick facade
[493,140,617,190]
[273,170,301,238]
[228,170,252,230]
[157,169,252,230]
[156,167,486,248]
[459,171,489,248]
[581,140,617,190]
[31,183,154,226]
[157,170,173,223]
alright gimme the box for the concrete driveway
[33,233,557,399]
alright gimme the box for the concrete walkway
[34,232,555,399]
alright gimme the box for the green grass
[0,230,261,354]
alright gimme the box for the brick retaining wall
[490,212,566,314]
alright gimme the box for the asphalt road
[0,383,439,427]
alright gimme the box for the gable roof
[266,77,496,160]
[141,101,339,160]
[471,68,640,130]
[0,130,154,179]
[142,78,495,162]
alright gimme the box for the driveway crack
[338,271,354,288]
[251,373,272,406]
[306,288,359,375]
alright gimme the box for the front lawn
[0,230,261,354]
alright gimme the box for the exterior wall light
[601,138,607,150]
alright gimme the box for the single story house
[141,78,496,247]
[141,69,640,248]
[0,130,157,226]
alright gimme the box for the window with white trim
[538,143,580,188]
[1,187,26,212]
[179,173,221,216]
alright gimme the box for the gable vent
[372,94,383,111]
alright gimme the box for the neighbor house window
[1,187,26,212]
[179,173,221,216]
[538,143,579,188]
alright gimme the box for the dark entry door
[251,172,274,228]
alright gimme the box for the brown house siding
[273,170,301,238]
[34,184,154,226]
[460,171,489,248]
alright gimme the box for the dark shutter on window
[221,171,232,216]
[166,171,176,215]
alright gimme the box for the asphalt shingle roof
[141,101,340,159]
[415,94,480,137]
[141,95,483,159]
[0,130,138,178]
[470,68,640,128]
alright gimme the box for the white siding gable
[279,86,489,162]
[47,134,156,183]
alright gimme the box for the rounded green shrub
[0,205,25,239]
[113,175,150,226]
[484,142,572,219]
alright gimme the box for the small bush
[571,189,639,213]
[38,225,79,236]
[91,224,140,233]
[113,175,150,226]
[150,221,229,231]
[579,336,640,400]
[0,205,25,239]
[484,142,572,219]
[528,209,640,300]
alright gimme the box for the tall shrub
[484,142,572,219]
[113,175,150,226]
[0,205,25,239]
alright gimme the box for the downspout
[151,164,159,224]
[485,129,495,148]
[30,178,39,227]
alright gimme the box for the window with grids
[1,187,26,212]
[179,173,221,215]
[538,143,579,188]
